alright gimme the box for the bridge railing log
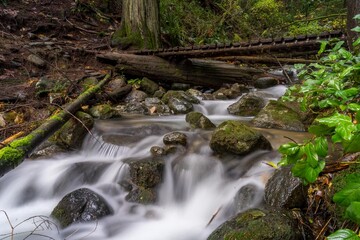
[96,53,268,88]
[213,56,317,65]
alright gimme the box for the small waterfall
[0,90,303,240]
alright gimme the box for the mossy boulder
[210,120,272,155]
[125,187,157,204]
[124,89,148,103]
[185,112,216,130]
[251,100,305,132]
[140,77,159,95]
[207,208,302,240]
[227,93,266,116]
[51,188,113,228]
[89,104,117,119]
[104,77,132,101]
[54,111,94,149]
[254,77,278,89]
[162,90,200,104]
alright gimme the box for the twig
[315,218,332,240]
[65,18,110,36]
[206,206,223,227]
[283,136,298,144]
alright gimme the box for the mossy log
[97,53,265,87]
[0,74,111,177]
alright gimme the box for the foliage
[327,229,360,240]
[279,16,360,238]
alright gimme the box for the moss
[9,134,35,149]
[49,115,63,122]
[0,146,25,166]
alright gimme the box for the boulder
[210,120,272,155]
[227,93,266,116]
[124,89,148,103]
[163,132,187,146]
[140,77,159,95]
[54,111,94,149]
[162,90,200,104]
[144,97,171,115]
[105,77,132,101]
[207,208,302,240]
[254,77,278,89]
[252,100,306,132]
[185,111,216,130]
[89,104,117,119]
[265,167,308,209]
[51,188,113,228]
[167,97,194,114]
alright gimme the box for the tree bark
[96,53,265,87]
[0,74,111,177]
[346,0,360,49]
[111,0,161,49]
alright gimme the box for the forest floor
[0,0,120,140]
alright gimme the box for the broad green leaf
[333,41,345,51]
[338,48,353,60]
[304,143,319,168]
[318,99,340,108]
[351,26,360,33]
[353,38,360,47]
[308,124,334,136]
[314,137,328,157]
[345,201,360,225]
[278,142,300,155]
[318,113,355,141]
[333,174,360,207]
[292,159,325,184]
[294,64,306,70]
[344,133,360,153]
[354,14,360,20]
[335,87,359,99]
[327,229,360,240]
[348,104,360,112]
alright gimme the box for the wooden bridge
[97,31,347,87]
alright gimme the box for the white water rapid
[0,86,304,240]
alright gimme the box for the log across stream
[0,86,310,240]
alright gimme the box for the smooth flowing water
[0,86,307,240]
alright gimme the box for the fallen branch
[0,131,25,149]
[206,206,223,227]
[0,74,112,177]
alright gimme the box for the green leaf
[344,133,360,153]
[308,124,334,136]
[292,159,325,184]
[278,142,300,155]
[348,104,360,112]
[353,38,360,47]
[318,113,355,141]
[333,41,345,51]
[333,174,360,207]
[314,137,328,157]
[345,202,360,225]
[338,48,353,60]
[354,14,360,20]
[352,26,360,33]
[318,41,328,55]
[327,229,360,240]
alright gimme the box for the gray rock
[89,104,117,119]
[210,120,272,155]
[51,188,113,228]
[27,54,46,68]
[252,100,306,131]
[207,208,302,240]
[125,89,148,103]
[265,167,308,209]
[254,77,278,89]
[162,90,200,104]
[163,132,187,146]
[185,111,215,130]
[227,93,266,116]
[168,97,194,114]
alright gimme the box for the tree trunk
[96,53,265,87]
[0,74,111,177]
[111,0,161,49]
[346,0,360,49]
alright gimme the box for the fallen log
[213,56,317,65]
[0,74,111,177]
[96,53,265,87]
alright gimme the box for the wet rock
[29,140,66,159]
[212,87,229,100]
[144,97,171,115]
[254,77,278,89]
[233,184,264,212]
[125,89,148,103]
[54,111,94,149]
[27,54,46,68]
[207,208,302,240]
[186,88,203,99]
[140,77,159,95]
[252,100,306,131]
[167,97,194,114]
[153,86,166,98]
[162,90,200,104]
[265,167,308,209]
[124,157,165,189]
[210,120,272,155]
[150,146,166,156]
[185,111,216,130]
[227,93,266,116]
[89,104,117,119]
[163,132,187,146]
[51,188,113,228]
[171,83,190,90]
[125,187,157,204]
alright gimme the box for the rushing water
[0,86,306,240]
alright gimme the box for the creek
[0,86,309,240]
